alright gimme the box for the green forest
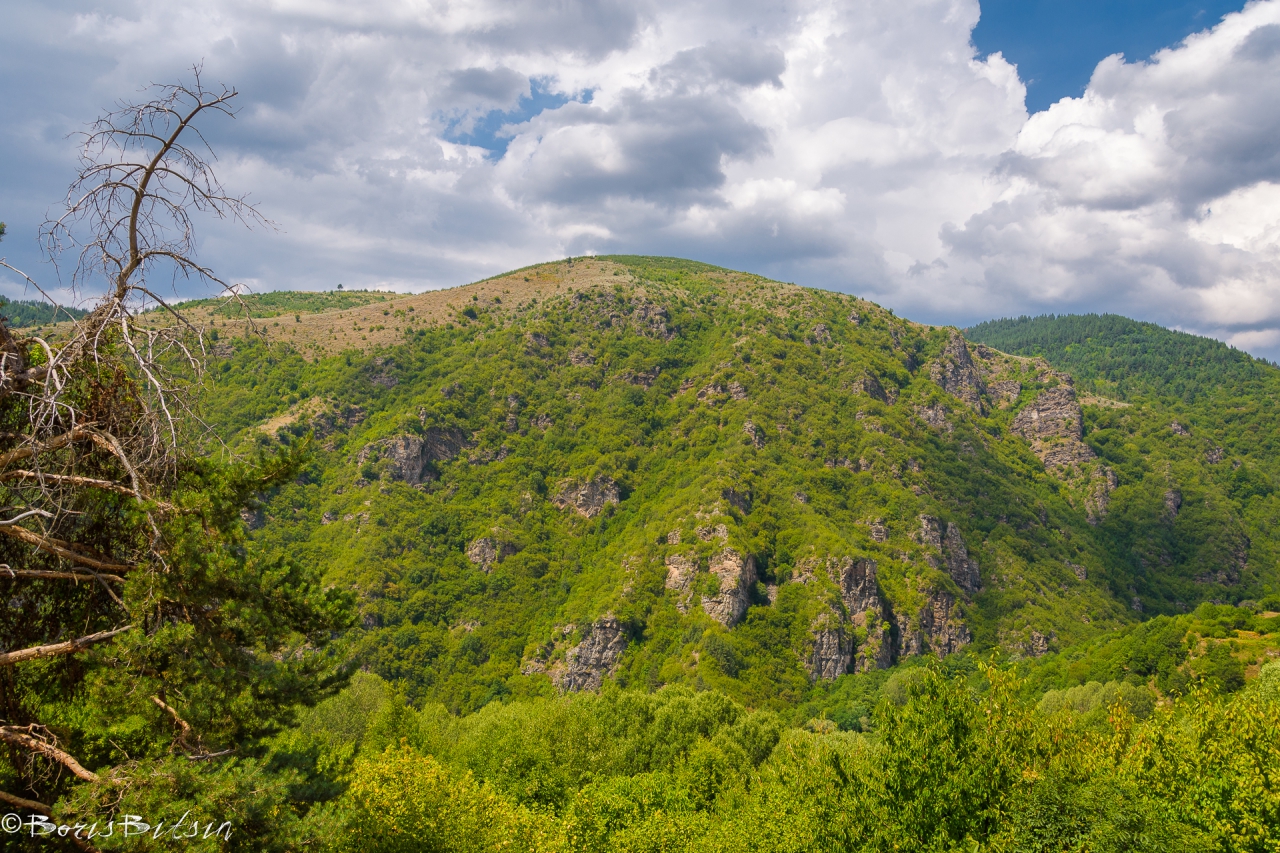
[5,256,1280,852]
[0,295,87,328]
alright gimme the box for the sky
[2,0,1279,359]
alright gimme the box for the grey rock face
[930,332,985,412]
[852,374,888,403]
[988,380,1021,408]
[897,590,971,658]
[357,427,469,485]
[466,537,516,572]
[1012,385,1083,441]
[834,557,893,672]
[555,616,628,692]
[796,556,892,679]
[942,524,981,595]
[554,476,620,518]
[664,553,697,613]
[918,516,980,595]
[1085,467,1119,525]
[1164,489,1182,518]
[916,402,951,431]
[808,620,852,681]
[703,549,757,627]
[835,557,880,614]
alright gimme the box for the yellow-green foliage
[336,745,555,853]
[311,666,1280,853]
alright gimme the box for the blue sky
[974,0,1247,112]
[2,0,1279,358]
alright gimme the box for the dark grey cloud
[504,93,770,207]
[440,67,529,109]
[656,41,787,91]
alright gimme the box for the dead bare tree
[0,67,270,822]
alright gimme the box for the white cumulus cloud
[0,0,1278,358]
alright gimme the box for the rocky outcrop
[704,549,757,627]
[1084,468,1118,525]
[988,380,1021,408]
[357,427,469,485]
[1164,489,1182,519]
[554,476,620,518]
[943,524,981,594]
[664,548,757,628]
[808,616,852,681]
[833,557,893,672]
[796,556,892,679]
[554,616,629,692]
[897,590,970,658]
[1011,385,1093,467]
[930,332,985,412]
[916,402,951,431]
[664,553,698,613]
[851,374,888,403]
[466,537,517,572]
[919,516,980,595]
[835,557,880,614]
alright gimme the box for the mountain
[196,257,1280,713]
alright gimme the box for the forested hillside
[192,258,1279,720]
[0,295,87,327]
[965,313,1279,401]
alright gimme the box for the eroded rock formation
[665,548,757,628]
[808,617,852,681]
[704,549,757,627]
[553,616,629,692]
[1010,384,1092,467]
[554,476,620,518]
[919,516,980,595]
[466,537,517,572]
[897,590,971,658]
[930,332,985,412]
[357,427,469,485]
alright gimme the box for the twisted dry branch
[0,725,100,783]
[0,625,134,667]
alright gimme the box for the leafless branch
[0,725,100,783]
[0,524,134,573]
[0,566,126,584]
[0,626,133,667]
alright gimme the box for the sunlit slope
[199,257,1278,711]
